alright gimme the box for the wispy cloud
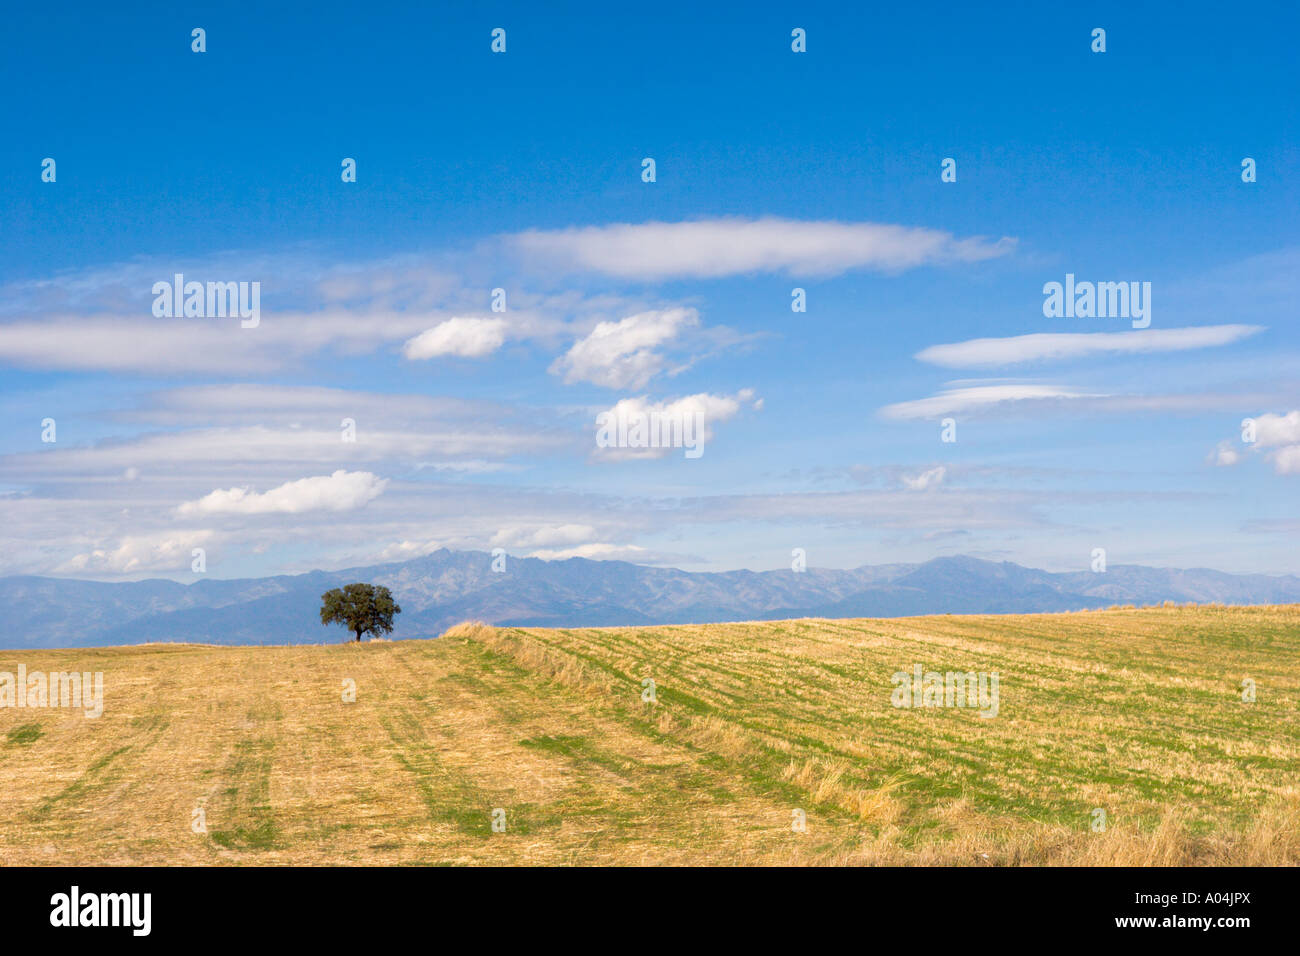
[509,217,1015,280]
[879,383,1282,421]
[916,325,1264,368]
[902,466,947,490]
[879,384,1102,420]
[526,543,653,562]
[0,385,570,487]
[0,250,628,376]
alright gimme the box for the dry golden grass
[1,604,1296,865]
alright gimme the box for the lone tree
[320,583,401,642]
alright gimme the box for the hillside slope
[1,605,1297,865]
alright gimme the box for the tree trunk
[354,630,361,642]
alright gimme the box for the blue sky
[1,1,1297,580]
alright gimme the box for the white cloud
[402,317,507,360]
[0,385,570,486]
[879,385,1101,420]
[178,470,388,516]
[1229,411,1300,476]
[0,307,462,376]
[916,325,1264,368]
[550,308,697,389]
[0,248,618,375]
[509,217,1015,280]
[414,460,513,474]
[0,318,286,375]
[1211,442,1241,467]
[527,543,650,561]
[1272,445,1300,475]
[879,384,1269,422]
[2,426,551,481]
[55,530,215,574]
[902,466,947,490]
[1249,411,1300,449]
[491,524,598,548]
[592,389,759,460]
[373,539,443,562]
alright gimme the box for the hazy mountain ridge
[3,549,1299,648]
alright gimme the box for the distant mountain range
[3,549,1299,649]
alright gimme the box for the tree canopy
[320,583,401,642]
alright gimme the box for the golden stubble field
[1,605,1297,865]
